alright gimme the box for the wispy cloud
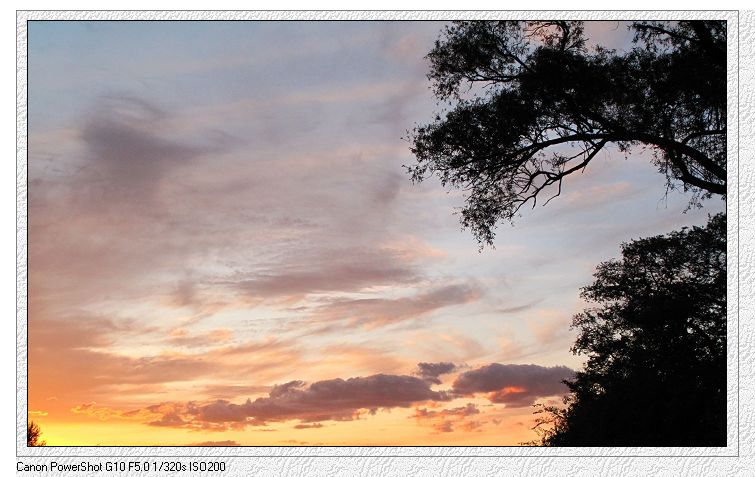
[234,247,420,301]
[305,283,480,332]
[79,94,232,204]
[293,423,324,430]
[29,314,303,413]
[167,328,233,348]
[410,403,481,433]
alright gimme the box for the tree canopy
[408,21,726,245]
[531,213,726,446]
[27,421,46,447]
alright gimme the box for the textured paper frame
[16,9,751,476]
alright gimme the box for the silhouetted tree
[27,421,46,446]
[531,213,726,446]
[408,21,726,245]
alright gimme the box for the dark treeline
[531,214,726,446]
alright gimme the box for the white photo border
[16,9,751,475]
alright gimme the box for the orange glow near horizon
[29,398,548,447]
[27,355,563,446]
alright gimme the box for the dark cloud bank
[128,362,573,430]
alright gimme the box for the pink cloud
[305,283,480,331]
[452,363,574,408]
[234,247,420,300]
[411,403,481,433]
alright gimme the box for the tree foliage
[27,421,46,447]
[408,21,726,245]
[531,213,726,446]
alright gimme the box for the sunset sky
[27,20,724,446]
